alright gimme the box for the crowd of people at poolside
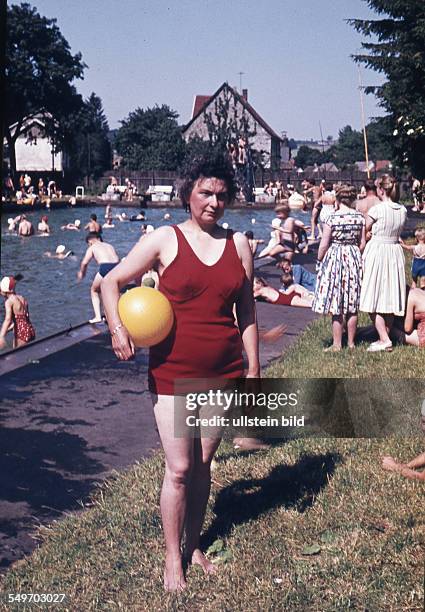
[250,174,425,352]
[3,173,62,206]
[3,172,425,352]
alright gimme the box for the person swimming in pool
[77,232,120,323]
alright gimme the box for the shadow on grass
[0,426,107,569]
[202,452,342,549]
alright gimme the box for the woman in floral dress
[313,185,366,351]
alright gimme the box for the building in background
[6,114,67,173]
[183,82,289,170]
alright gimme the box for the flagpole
[358,66,371,179]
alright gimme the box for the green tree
[114,105,185,170]
[329,125,365,168]
[294,145,324,168]
[67,93,111,182]
[5,2,86,176]
[366,116,394,161]
[349,1,425,177]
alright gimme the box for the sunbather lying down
[382,411,425,482]
[253,276,313,308]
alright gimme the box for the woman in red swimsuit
[253,276,313,308]
[0,275,36,348]
[101,153,259,591]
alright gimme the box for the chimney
[242,88,248,101]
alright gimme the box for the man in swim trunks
[77,232,120,323]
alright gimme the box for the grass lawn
[0,233,424,610]
[0,438,423,611]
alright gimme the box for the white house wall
[15,134,63,172]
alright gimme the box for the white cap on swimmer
[74,219,81,227]
[0,276,16,293]
[7,218,13,224]
[56,244,66,254]
[146,224,154,233]
[222,222,229,229]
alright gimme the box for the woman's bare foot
[190,549,217,575]
[164,555,186,591]
[382,456,404,473]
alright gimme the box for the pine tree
[348,1,425,177]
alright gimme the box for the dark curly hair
[179,151,237,212]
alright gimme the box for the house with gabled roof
[6,113,67,173]
[182,83,289,170]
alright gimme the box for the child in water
[0,275,36,348]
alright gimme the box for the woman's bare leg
[89,273,103,323]
[331,315,344,349]
[153,395,194,591]
[184,435,222,574]
[371,313,392,343]
[346,313,358,348]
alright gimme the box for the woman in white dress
[359,175,407,352]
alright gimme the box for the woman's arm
[399,241,415,252]
[404,292,415,334]
[359,223,366,253]
[365,214,376,233]
[317,223,332,261]
[0,300,13,347]
[234,233,260,377]
[100,227,169,360]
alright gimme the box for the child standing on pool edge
[0,275,36,348]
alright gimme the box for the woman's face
[188,177,229,225]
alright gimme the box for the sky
[28,0,385,141]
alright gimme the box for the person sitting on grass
[382,403,425,481]
[253,276,313,308]
[400,227,425,289]
[403,284,425,348]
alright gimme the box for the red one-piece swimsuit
[149,226,246,395]
[13,298,36,344]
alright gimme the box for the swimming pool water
[1,204,309,342]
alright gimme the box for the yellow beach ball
[118,287,174,347]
